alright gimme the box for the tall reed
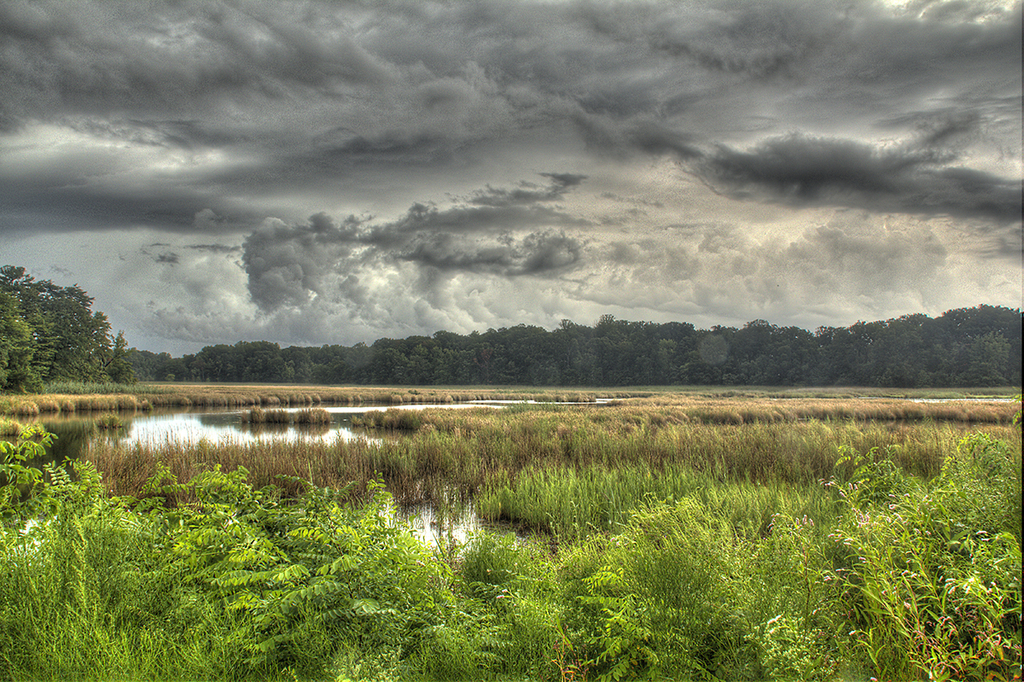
[293,408,332,425]
[83,405,1019,524]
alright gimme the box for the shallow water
[22,399,611,455]
[26,402,497,455]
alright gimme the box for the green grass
[2,401,1021,681]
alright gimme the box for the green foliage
[409,531,563,680]
[833,444,917,507]
[3,421,1022,681]
[459,531,525,599]
[129,471,447,676]
[42,380,142,395]
[0,289,42,393]
[830,434,1023,681]
[747,515,839,681]
[0,265,135,392]
[1,428,455,680]
[129,304,1021,387]
[565,498,755,681]
[0,424,54,521]
[939,431,1022,541]
[1,447,243,680]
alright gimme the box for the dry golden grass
[293,408,332,425]
[598,395,1020,424]
[4,385,605,416]
[4,383,1019,417]
[0,418,23,437]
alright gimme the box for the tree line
[0,266,135,392]
[130,306,1021,388]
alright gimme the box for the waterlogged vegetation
[0,381,608,420]
[0,390,1021,681]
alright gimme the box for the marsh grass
[4,405,1022,682]
[82,404,1020,529]
[5,384,614,418]
[293,408,332,425]
[475,465,841,541]
[6,383,1020,434]
[0,419,22,437]
[93,413,124,430]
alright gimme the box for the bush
[830,434,1023,681]
[564,497,755,681]
[938,432,1022,541]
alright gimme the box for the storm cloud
[241,175,590,313]
[698,133,1022,223]
[0,0,1019,354]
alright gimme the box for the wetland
[1,385,1021,681]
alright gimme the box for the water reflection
[123,409,371,447]
[11,403,559,547]
[403,502,482,549]
[17,403,500,466]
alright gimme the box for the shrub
[830,435,1023,681]
[0,424,54,520]
[565,497,755,681]
[938,432,1022,541]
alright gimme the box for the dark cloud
[154,252,179,265]
[397,229,584,276]
[696,134,1021,223]
[241,212,361,310]
[644,0,827,80]
[467,173,586,207]
[2,0,1018,232]
[1,0,1019,352]
[187,243,241,254]
[242,174,590,312]
[0,1,393,121]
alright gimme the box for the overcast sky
[1,0,1020,355]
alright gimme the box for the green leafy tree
[0,266,135,388]
[0,289,42,392]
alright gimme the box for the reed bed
[238,407,331,426]
[0,418,22,437]
[86,436,380,504]
[3,384,618,417]
[6,382,1019,424]
[93,413,124,430]
[82,404,1020,524]
[293,408,332,425]
[263,408,291,424]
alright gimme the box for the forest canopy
[2,265,1018,390]
[130,308,1021,389]
[0,266,134,392]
